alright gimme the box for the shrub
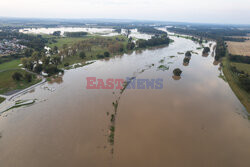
[127,42,135,50]
[238,74,250,92]
[44,64,59,76]
[64,62,70,67]
[79,51,86,59]
[34,64,43,73]
[12,72,23,81]
[97,54,104,59]
[24,73,33,82]
[104,51,110,57]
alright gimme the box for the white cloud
[0,0,250,24]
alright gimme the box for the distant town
[0,38,26,56]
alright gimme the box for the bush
[238,74,250,92]
[44,64,59,76]
[79,51,86,59]
[24,73,33,82]
[12,72,23,81]
[64,62,70,67]
[34,64,43,73]
[97,54,104,59]
[127,42,135,50]
[52,31,61,36]
[104,51,110,57]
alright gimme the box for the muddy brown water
[0,36,250,167]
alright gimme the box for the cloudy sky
[1,0,250,24]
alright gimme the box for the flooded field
[0,35,250,167]
[19,27,152,40]
[19,27,116,35]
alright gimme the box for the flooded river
[0,35,250,167]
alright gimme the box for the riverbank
[222,53,250,113]
[0,69,42,95]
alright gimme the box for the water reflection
[172,75,182,80]
[48,76,64,85]
[183,57,191,66]
[213,60,220,66]
[202,53,209,57]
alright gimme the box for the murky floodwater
[19,27,152,40]
[0,35,250,167]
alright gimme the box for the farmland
[226,40,250,56]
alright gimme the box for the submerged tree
[185,51,192,57]
[202,47,210,54]
[173,68,182,76]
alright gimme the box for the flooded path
[0,35,250,167]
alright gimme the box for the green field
[0,69,41,94]
[230,62,250,74]
[0,59,21,71]
[47,35,128,49]
[48,36,93,49]
[222,55,250,113]
[50,35,129,68]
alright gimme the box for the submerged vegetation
[158,65,169,71]
[202,47,210,54]
[0,97,5,104]
[2,99,35,113]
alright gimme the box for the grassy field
[0,97,5,104]
[48,36,93,49]
[48,35,127,49]
[51,35,129,68]
[231,62,250,74]
[0,69,41,94]
[226,40,250,56]
[0,59,21,71]
[222,55,250,113]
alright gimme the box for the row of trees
[137,27,168,35]
[64,32,88,37]
[230,66,250,92]
[215,39,226,61]
[229,54,250,64]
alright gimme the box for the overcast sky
[1,0,250,24]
